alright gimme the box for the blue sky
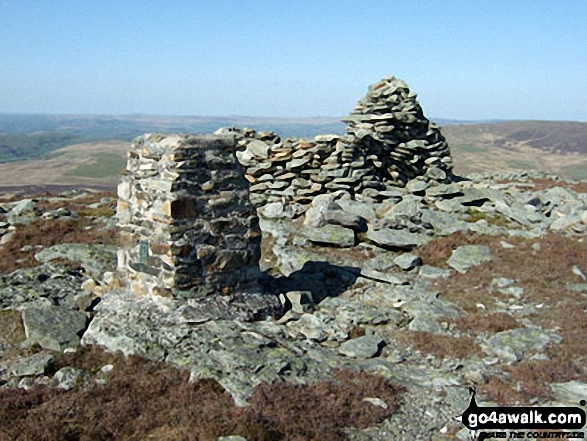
[1,0,586,120]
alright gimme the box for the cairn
[230,76,453,210]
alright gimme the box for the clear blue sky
[1,0,586,120]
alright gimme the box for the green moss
[464,209,511,227]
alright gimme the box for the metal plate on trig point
[139,240,149,264]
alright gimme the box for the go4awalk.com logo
[461,388,586,440]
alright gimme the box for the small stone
[418,265,451,279]
[339,335,384,358]
[551,381,587,404]
[54,367,87,390]
[8,352,54,377]
[464,370,487,385]
[394,253,422,270]
[247,140,270,159]
[447,245,492,274]
[362,397,388,409]
[285,291,314,314]
[81,278,97,293]
[305,225,356,248]
[365,229,427,250]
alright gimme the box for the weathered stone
[551,381,587,404]
[394,253,422,270]
[447,245,492,274]
[482,327,562,363]
[5,352,54,377]
[339,335,384,358]
[305,225,356,248]
[22,306,88,351]
[54,367,88,390]
[365,229,427,250]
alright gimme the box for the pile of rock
[116,134,263,299]
[343,76,452,184]
[227,76,453,211]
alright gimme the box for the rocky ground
[0,170,586,440]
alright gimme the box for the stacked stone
[343,76,453,186]
[117,134,262,299]
[229,75,453,209]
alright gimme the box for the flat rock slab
[339,335,384,358]
[447,245,492,273]
[551,381,587,404]
[418,265,451,279]
[22,306,87,351]
[360,268,406,285]
[482,326,562,363]
[365,229,427,250]
[394,253,422,271]
[304,224,356,248]
[2,352,54,377]
[35,243,117,280]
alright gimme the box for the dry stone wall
[117,134,262,299]
[226,76,453,211]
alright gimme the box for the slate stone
[54,367,88,390]
[550,381,587,404]
[394,253,422,270]
[6,352,54,377]
[305,225,356,248]
[247,140,271,159]
[482,327,562,363]
[22,306,87,351]
[35,244,117,280]
[324,210,367,232]
[365,229,427,250]
[360,267,406,285]
[447,245,492,274]
[425,183,462,198]
[418,265,452,279]
[339,335,384,358]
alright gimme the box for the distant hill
[0,115,586,191]
[442,121,587,180]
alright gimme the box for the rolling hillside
[0,118,586,195]
[442,121,587,180]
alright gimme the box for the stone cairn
[117,134,263,300]
[227,76,453,211]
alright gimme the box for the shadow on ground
[260,260,360,304]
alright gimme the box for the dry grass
[35,191,116,213]
[394,330,483,360]
[0,346,405,441]
[444,312,522,334]
[497,177,587,193]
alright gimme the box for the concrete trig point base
[117,134,267,306]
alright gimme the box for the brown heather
[0,217,117,275]
[0,346,405,441]
[418,231,587,405]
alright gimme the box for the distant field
[0,116,586,192]
[0,114,346,163]
[0,141,127,190]
[442,121,587,180]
